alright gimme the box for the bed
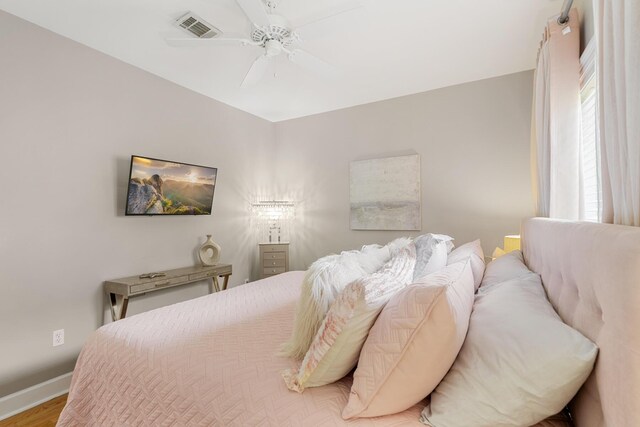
[521,218,640,427]
[58,218,640,426]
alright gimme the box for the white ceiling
[0,0,562,122]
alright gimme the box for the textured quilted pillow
[420,273,598,427]
[280,237,411,359]
[413,233,454,280]
[343,260,474,419]
[446,239,485,290]
[283,243,416,392]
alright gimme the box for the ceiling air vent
[176,12,221,39]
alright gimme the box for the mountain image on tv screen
[126,156,217,215]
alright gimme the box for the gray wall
[0,11,275,397]
[273,70,535,270]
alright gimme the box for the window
[579,40,602,222]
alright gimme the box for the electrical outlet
[53,329,64,347]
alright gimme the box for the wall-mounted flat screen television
[125,155,217,215]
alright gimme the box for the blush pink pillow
[342,260,474,419]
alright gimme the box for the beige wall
[0,11,275,397]
[274,70,535,270]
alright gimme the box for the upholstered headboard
[521,218,640,427]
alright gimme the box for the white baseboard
[0,372,72,421]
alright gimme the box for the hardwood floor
[0,394,67,427]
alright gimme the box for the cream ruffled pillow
[283,243,416,391]
[280,238,411,360]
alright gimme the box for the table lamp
[504,235,521,252]
[492,234,521,259]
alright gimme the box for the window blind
[579,40,601,222]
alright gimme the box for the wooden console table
[104,264,232,321]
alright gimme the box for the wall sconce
[252,201,295,243]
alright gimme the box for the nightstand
[260,243,289,279]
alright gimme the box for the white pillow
[280,237,411,359]
[413,233,454,280]
[420,273,598,427]
[447,239,485,290]
[283,243,416,391]
[480,250,532,290]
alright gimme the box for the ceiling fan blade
[287,49,338,79]
[236,0,271,28]
[165,35,253,47]
[241,54,270,88]
[291,0,362,36]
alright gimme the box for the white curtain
[596,0,640,226]
[532,41,551,217]
[531,9,582,219]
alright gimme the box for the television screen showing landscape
[126,156,217,215]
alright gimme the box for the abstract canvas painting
[350,154,421,230]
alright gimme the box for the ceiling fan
[166,0,361,87]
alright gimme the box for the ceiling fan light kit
[264,40,283,57]
[167,0,360,87]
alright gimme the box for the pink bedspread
[58,272,424,426]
